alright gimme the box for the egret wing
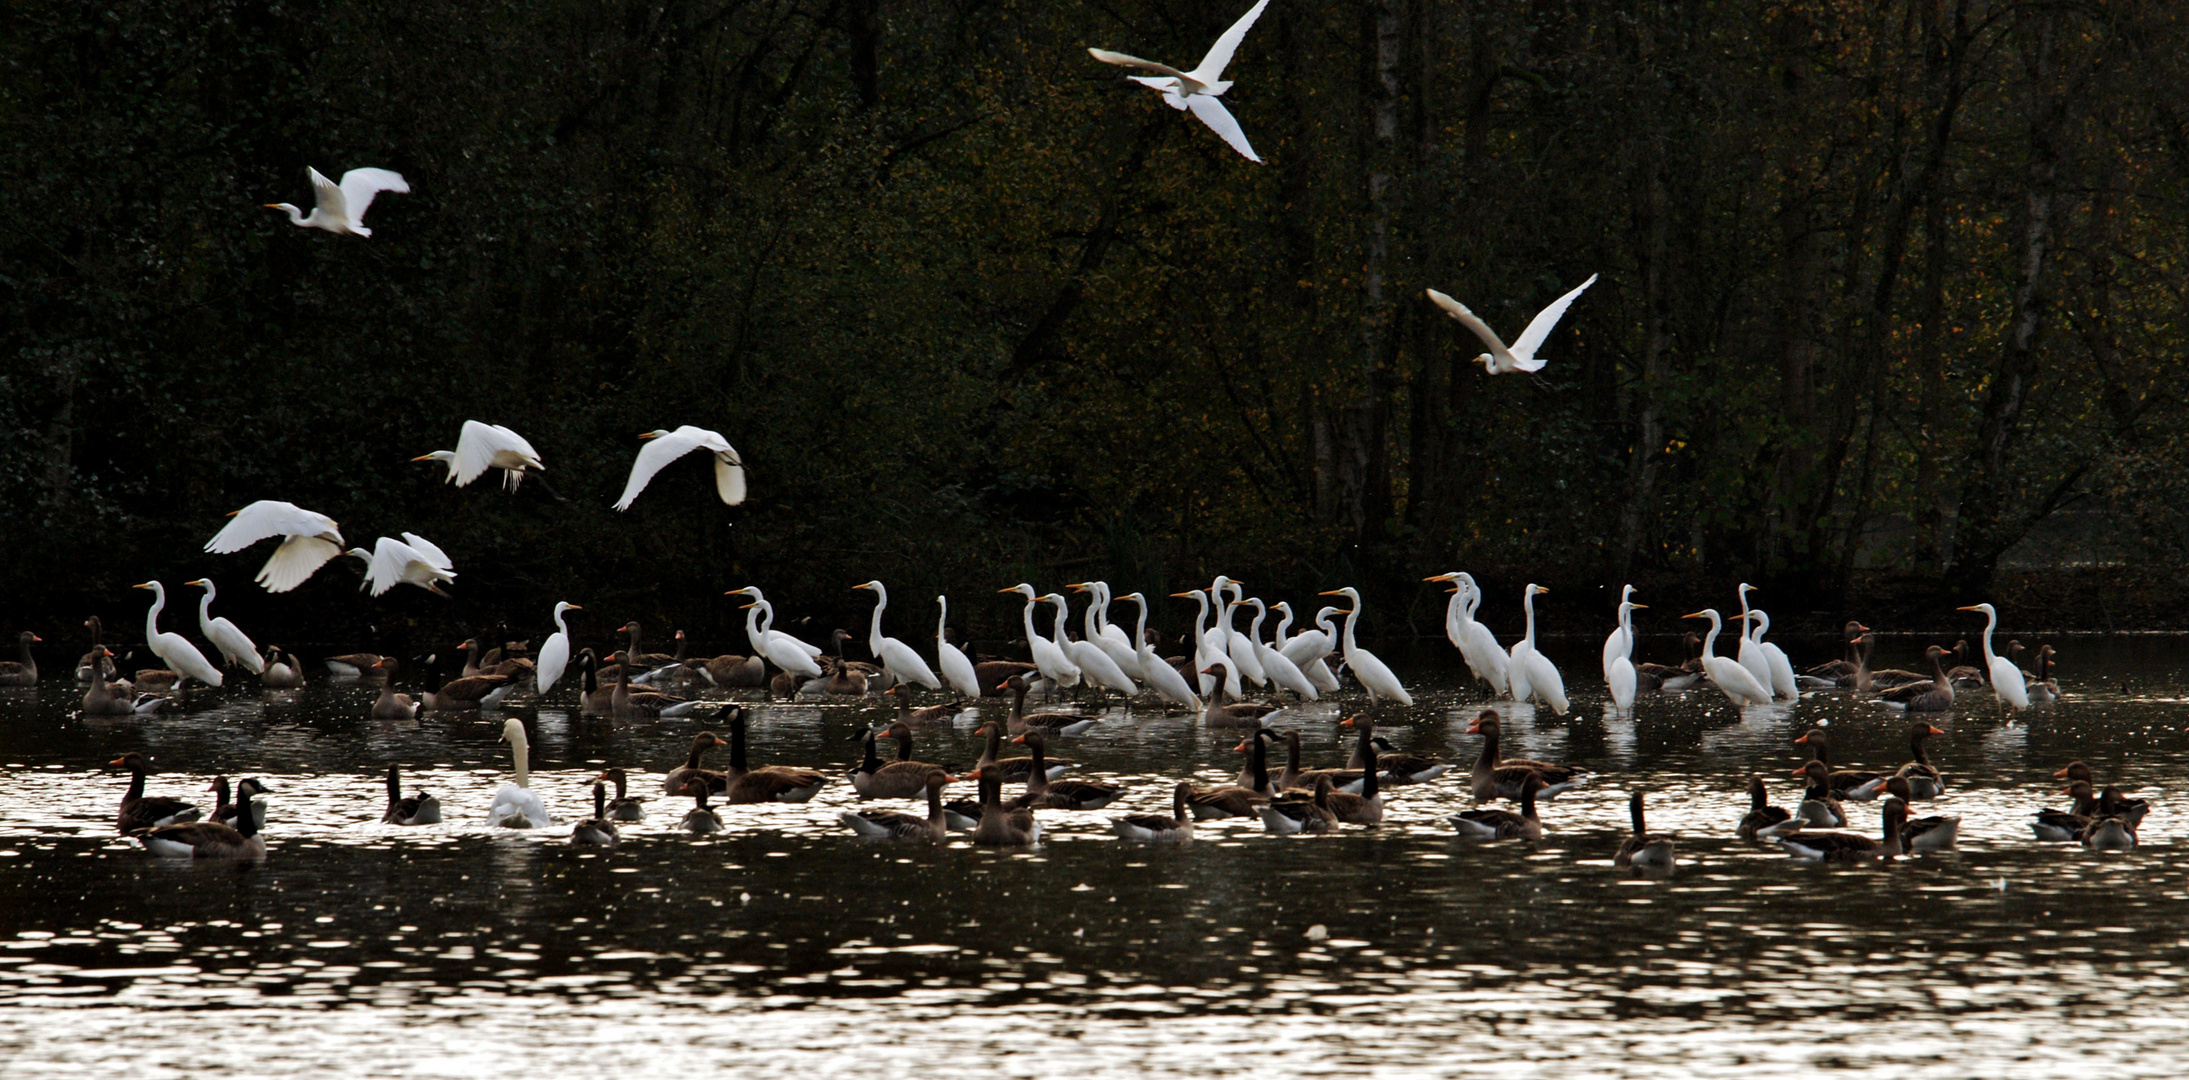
[400,532,455,572]
[1192,0,1271,83]
[207,500,341,552]
[258,536,342,593]
[1507,273,1599,368]
[486,424,542,467]
[614,431,707,511]
[338,168,409,226]
[452,421,501,485]
[714,453,748,506]
[308,167,346,220]
[1184,95,1261,163]
[1088,48,1192,83]
[1425,289,1510,355]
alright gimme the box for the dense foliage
[4,0,2186,646]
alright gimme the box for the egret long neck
[1520,591,1538,649]
[1021,598,1043,647]
[868,587,889,656]
[1699,617,1721,661]
[1082,592,1103,643]
[1979,608,2000,667]
[143,585,164,643]
[936,597,949,643]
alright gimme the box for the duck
[1791,761,1849,827]
[967,720,1079,784]
[716,705,828,803]
[260,646,305,689]
[0,630,40,686]
[110,753,200,833]
[885,684,968,726]
[1776,799,1906,861]
[593,768,647,821]
[369,660,420,718]
[134,779,268,858]
[1342,716,1448,783]
[485,718,553,828]
[1000,675,1102,737]
[678,778,724,834]
[971,771,1041,846]
[1321,732,1384,826]
[1880,776,1958,850]
[841,773,950,840]
[1450,775,1544,841]
[570,782,620,847]
[1197,664,1287,728]
[1259,776,1340,835]
[207,774,269,831]
[1112,782,1196,843]
[1614,791,1675,868]
[1736,774,1794,840]
[1010,732,1121,810]
[1792,727,1887,800]
[324,651,384,678]
[2032,780,2100,842]
[850,722,953,799]
[381,764,441,825]
[1466,712,1588,802]
[1272,728,1362,794]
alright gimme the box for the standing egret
[1277,603,1340,691]
[1957,603,2030,710]
[1604,590,1643,712]
[935,596,981,700]
[1424,572,1510,694]
[264,166,408,237]
[1214,579,1268,689]
[1171,588,1239,700]
[1734,584,1774,696]
[1049,593,1138,707]
[1425,273,1598,375]
[412,421,545,491]
[1240,598,1317,700]
[132,582,223,688]
[1315,587,1413,706]
[1001,584,1080,691]
[537,601,581,695]
[1506,584,1568,715]
[1682,609,1773,706]
[346,533,456,597]
[1070,582,1145,677]
[1124,592,1202,709]
[615,426,746,511]
[1747,609,1799,701]
[186,579,265,674]
[854,581,943,692]
[725,589,824,677]
[204,500,346,593]
[1087,0,1272,163]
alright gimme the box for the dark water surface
[3,636,2186,1077]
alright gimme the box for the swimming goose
[207,774,269,831]
[1321,733,1384,826]
[609,623,697,717]
[1466,712,1588,802]
[1736,774,1794,840]
[1185,731,1279,819]
[593,768,647,821]
[1451,775,1544,841]
[886,684,968,725]
[678,778,725,834]
[967,720,1079,784]
[1874,646,1955,712]
[420,654,510,712]
[974,660,1040,697]
[2051,763,2148,831]
[2026,644,2060,702]
[663,731,730,795]
[1614,791,1675,868]
[1792,727,1887,800]
[841,773,950,840]
[1113,782,1196,843]
[971,772,1041,846]
[1196,664,1284,728]
[486,718,553,828]
[1000,675,1102,737]
[851,722,953,799]
[261,646,305,688]
[77,616,120,683]
[1864,640,1940,691]
[570,782,620,847]
[1272,728,1361,794]
[325,651,384,678]
[82,648,148,715]
[1010,732,1121,810]
[381,764,441,825]
[1791,761,1848,828]
[1634,632,1704,692]
[574,650,617,715]
[1942,639,1986,688]
[134,779,268,858]
[716,705,828,803]
[369,660,420,718]
[1894,723,1946,798]
[1801,622,1872,685]
[1776,799,1906,861]
[1880,777,1958,850]
[0,630,41,686]
[1259,776,1340,835]
[2031,780,2100,842]
[2084,814,2138,852]
[110,753,200,833]
[1341,716,1449,784]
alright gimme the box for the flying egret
[1316,587,1413,706]
[854,581,943,692]
[1734,584,1774,695]
[1747,609,1799,701]
[412,421,545,491]
[1048,593,1140,708]
[1171,588,1239,699]
[537,601,581,695]
[1507,583,1568,715]
[1424,572,1510,694]
[265,166,409,237]
[1124,592,1202,709]
[615,426,746,511]
[935,596,981,700]
[1001,584,1081,692]
[1682,609,1773,706]
[346,533,456,597]
[1426,273,1598,374]
[1957,603,2031,710]
[1603,589,1643,712]
[1087,0,1271,163]
[1240,597,1317,700]
[132,582,223,688]
[185,578,265,674]
[725,588,824,677]
[204,500,346,593]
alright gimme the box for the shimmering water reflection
[2,636,2186,1076]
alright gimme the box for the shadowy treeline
[5,0,2187,651]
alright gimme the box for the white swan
[487,718,554,829]
[1426,273,1598,374]
[204,500,346,593]
[1087,0,1271,163]
[412,420,545,491]
[854,580,943,691]
[537,601,580,694]
[1958,603,2030,710]
[1683,609,1773,706]
[187,578,266,674]
[264,166,408,237]
[614,426,745,511]
[1507,583,1568,714]
[1316,587,1413,705]
[132,582,224,688]
[935,595,981,699]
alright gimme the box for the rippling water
[2,636,2185,1077]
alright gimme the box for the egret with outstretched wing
[1426,274,1598,374]
[615,426,746,510]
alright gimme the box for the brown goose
[1450,775,1544,840]
[1259,775,1339,835]
[1010,732,1121,810]
[369,660,420,718]
[1895,722,1946,799]
[1112,782,1195,843]
[1792,727,1886,800]
[851,722,952,799]
[1000,676,1101,737]
[1791,761,1848,827]
[1875,646,1954,713]
[1270,729,1361,794]
[886,684,966,726]
[2052,763,2148,831]
[593,768,647,821]
[679,778,724,834]
[1197,664,1285,728]
[2085,812,2138,851]
[841,773,950,840]
[2032,780,2100,842]
[0,631,40,686]
[207,774,269,830]
[1466,712,1588,802]
[2027,644,2060,702]
[1776,799,1906,861]
[420,653,510,711]
[717,705,827,803]
[1943,640,1986,688]
[967,720,1078,784]
[381,764,441,825]
[111,753,200,833]
[699,651,767,688]
[610,623,694,717]
[82,648,149,715]
[325,651,385,678]
[1880,776,1958,850]
[1341,716,1448,784]
[569,782,619,847]
[1185,731,1279,820]
[974,660,1039,697]
[1801,622,1872,684]
[1321,733,1384,827]
[663,731,730,796]
[1635,632,1704,691]
[1736,774,1794,840]
[1864,642,1940,692]
[134,779,267,858]
[77,616,122,683]
[971,771,1041,846]
[1614,791,1675,868]
[261,646,305,689]
[577,650,616,716]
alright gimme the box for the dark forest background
[4,0,2188,654]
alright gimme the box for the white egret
[204,500,346,593]
[1070,582,1144,676]
[1747,609,1799,701]
[1957,603,2030,710]
[264,166,408,237]
[1506,583,1568,715]
[1603,588,1643,712]
[854,581,943,692]
[1734,583,1774,695]
[1426,273,1597,375]
[614,426,746,511]
[185,578,265,674]
[1171,588,1239,699]
[132,582,223,688]
[1216,579,1268,688]
[1682,609,1773,706]
[1280,604,1345,693]
[935,596,981,699]
[346,533,456,597]
[486,718,554,829]
[1316,587,1413,705]
[537,601,581,695]
[1087,0,1271,163]
[725,588,824,677]
[1424,571,1509,694]
[1241,597,1317,700]
[1124,592,1202,709]
[412,421,545,491]
[1048,593,1139,707]
[1001,584,1081,691]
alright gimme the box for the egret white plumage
[1958,603,2030,710]
[185,578,265,674]
[486,718,553,829]
[1124,592,1202,709]
[1240,597,1317,700]
[1603,588,1643,712]
[853,581,942,692]
[1425,273,1598,374]
[1171,588,1239,699]
[1506,584,1568,714]
[1049,593,1138,706]
[536,601,581,695]
[1087,0,1271,163]
[132,582,223,688]
[1734,583,1774,696]
[1071,582,1145,676]
[1316,587,1413,706]
[204,500,346,593]
[1424,571,1510,694]
[725,588,824,677]
[1683,609,1773,706]
[1279,604,1345,693]
[1747,609,1799,701]
[412,421,545,491]
[346,533,456,597]
[1001,584,1080,691]
[614,426,746,511]
[934,596,981,700]
[1215,580,1268,688]
[264,166,408,237]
